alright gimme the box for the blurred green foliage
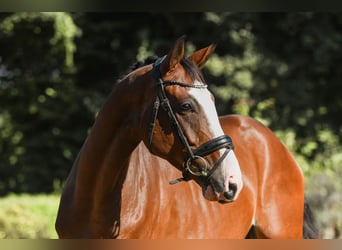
[0,12,341,238]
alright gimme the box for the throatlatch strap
[148,96,160,148]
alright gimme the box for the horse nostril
[223,191,234,200]
[229,182,237,191]
[224,183,237,200]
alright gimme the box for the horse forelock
[179,57,205,83]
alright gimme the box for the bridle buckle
[185,155,209,177]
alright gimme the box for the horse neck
[73,79,151,212]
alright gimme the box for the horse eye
[181,103,192,111]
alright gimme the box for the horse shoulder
[220,114,303,175]
[219,114,305,238]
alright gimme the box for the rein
[148,56,234,185]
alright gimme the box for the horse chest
[119,179,253,239]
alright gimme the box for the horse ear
[188,44,216,69]
[160,36,185,75]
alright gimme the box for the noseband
[148,56,234,185]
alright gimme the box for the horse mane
[129,55,205,82]
[130,55,159,71]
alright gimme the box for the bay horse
[55,37,318,238]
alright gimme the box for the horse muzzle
[203,178,239,203]
[202,149,243,203]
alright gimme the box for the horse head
[137,37,243,203]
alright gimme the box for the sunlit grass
[0,193,60,239]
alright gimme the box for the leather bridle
[148,56,234,184]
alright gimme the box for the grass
[0,193,60,239]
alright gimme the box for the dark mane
[130,55,205,82]
[130,55,159,71]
